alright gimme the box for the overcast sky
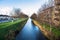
[0,0,48,16]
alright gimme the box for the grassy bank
[32,19,60,40]
[0,18,28,40]
[41,23,60,37]
[32,20,50,40]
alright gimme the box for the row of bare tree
[10,8,28,18]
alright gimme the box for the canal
[16,18,47,40]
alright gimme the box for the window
[54,18,59,21]
[55,13,60,16]
[55,8,60,11]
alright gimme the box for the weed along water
[16,18,47,40]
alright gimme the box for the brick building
[52,0,60,27]
[37,7,53,25]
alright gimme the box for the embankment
[0,18,28,40]
[32,20,55,40]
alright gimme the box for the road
[16,18,47,40]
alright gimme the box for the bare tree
[48,0,54,7]
[14,8,21,17]
[10,8,21,17]
[38,4,46,13]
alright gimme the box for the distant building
[0,15,12,22]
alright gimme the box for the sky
[0,0,48,17]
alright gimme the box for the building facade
[38,7,53,25]
[52,0,60,27]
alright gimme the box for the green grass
[52,27,60,37]
[0,18,28,40]
[39,22,60,37]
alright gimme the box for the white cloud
[0,7,12,15]
[21,7,40,17]
[20,2,41,17]
[0,4,40,17]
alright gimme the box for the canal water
[16,18,47,40]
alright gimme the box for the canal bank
[0,18,28,40]
[32,20,54,40]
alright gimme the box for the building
[52,0,60,27]
[37,7,53,25]
[0,15,12,22]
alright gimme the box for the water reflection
[16,18,46,40]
